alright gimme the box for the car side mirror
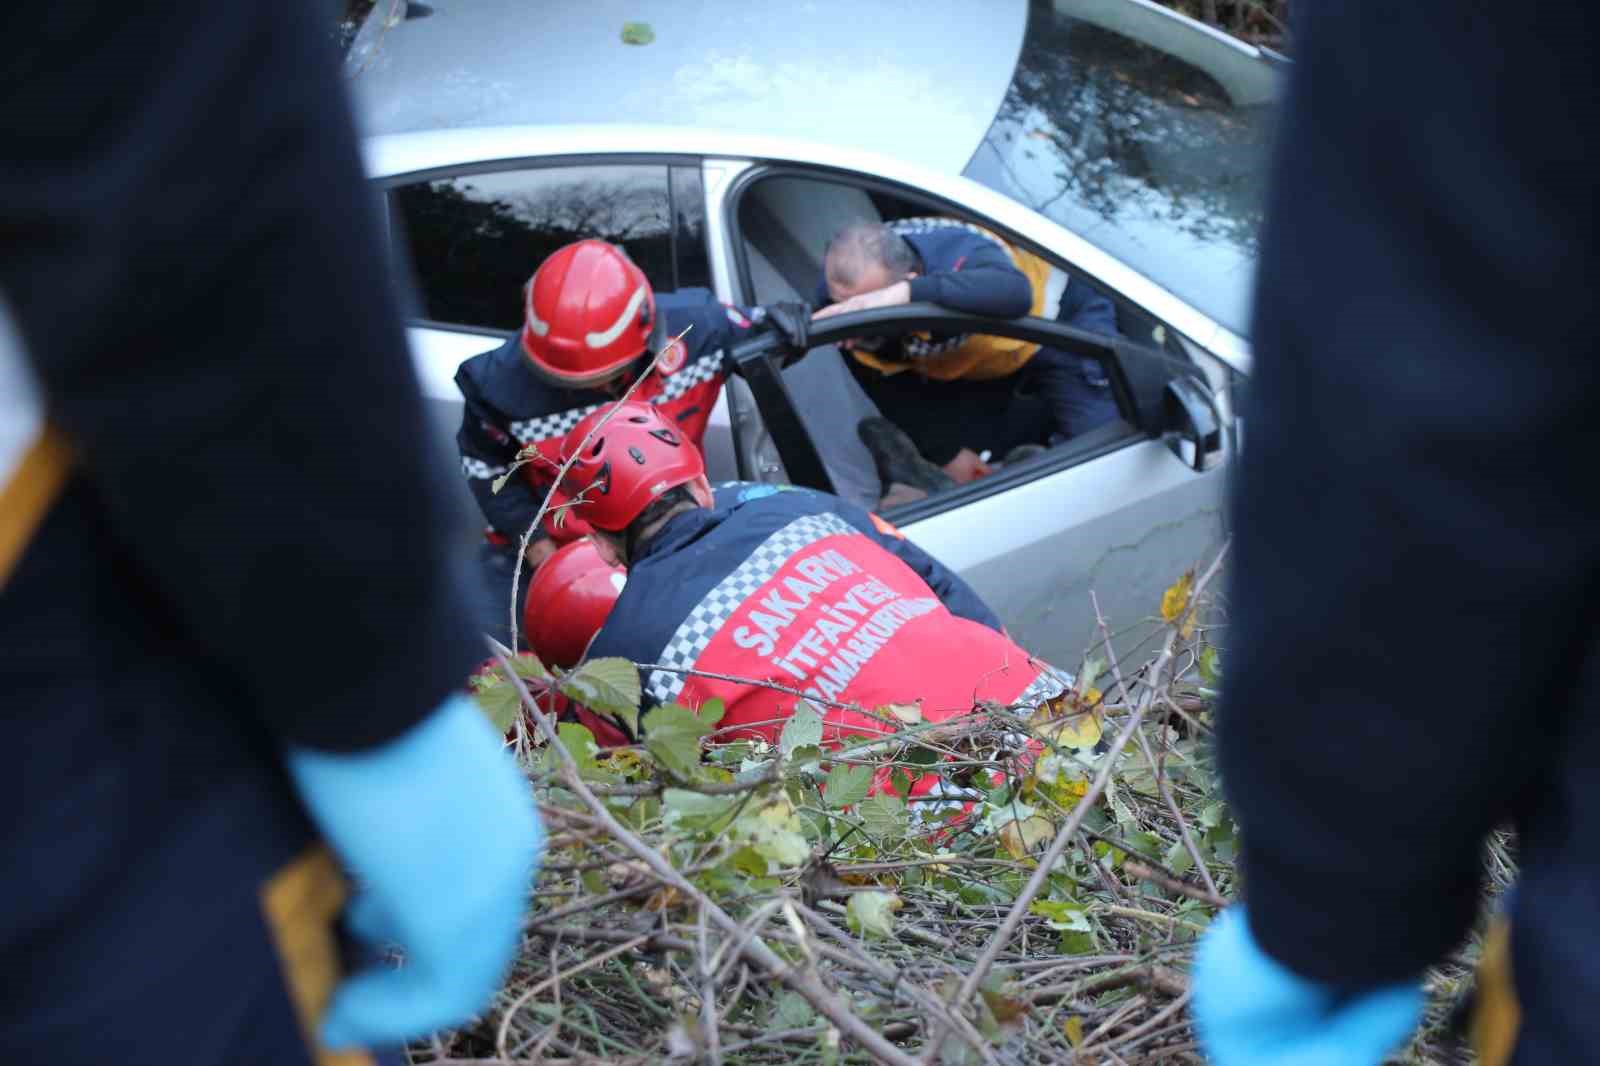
[1163,376,1221,472]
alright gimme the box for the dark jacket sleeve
[0,0,480,751]
[824,494,1003,632]
[455,364,544,542]
[1220,1,1600,986]
[906,233,1033,318]
[1057,278,1119,337]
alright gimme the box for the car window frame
[379,152,707,335]
[726,305,1212,525]
[718,162,1213,519]
[723,162,1198,355]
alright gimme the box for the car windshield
[963,0,1281,336]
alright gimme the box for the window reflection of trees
[395,172,677,330]
[977,11,1271,255]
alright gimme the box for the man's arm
[0,0,479,751]
[1219,0,1600,987]
[455,378,546,545]
[904,234,1032,318]
[1057,278,1118,337]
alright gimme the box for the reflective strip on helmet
[584,284,648,349]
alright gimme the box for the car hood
[347,0,1027,176]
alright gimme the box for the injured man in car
[812,218,1121,506]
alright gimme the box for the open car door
[725,305,1228,669]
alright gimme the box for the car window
[963,0,1280,336]
[731,170,1158,514]
[390,163,710,331]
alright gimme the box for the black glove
[752,302,811,364]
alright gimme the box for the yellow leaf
[999,815,1055,859]
[1181,611,1197,640]
[1161,571,1194,623]
[879,701,923,725]
[1063,1016,1085,1047]
[1035,690,1104,751]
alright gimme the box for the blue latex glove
[287,694,544,1049]
[1194,907,1423,1066]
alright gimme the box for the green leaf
[846,890,901,938]
[1030,899,1092,932]
[620,20,655,45]
[510,652,549,681]
[471,676,522,733]
[772,989,814,1029]
[1164,838,1195,876]
[696,697,727,729]
[856,794,906,840]
[1057,930,1096,955]
[643,702,715,781]
[825,762,874,810]
[729,846,769,878]
[557,722,599,767]
[559,657,641,736]
[779,701,823,758]
[1198,645,1222,686]
[734,802,811,866]
[1200,802,1227,830]
[662,788,738,831]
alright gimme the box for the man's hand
[524,536,557,571]
[287,695,544,1049]
[812,280,912,321]
[753,302,811,365]
[1194,908,1422,1066]
[941,448,993,484]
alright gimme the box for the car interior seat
[738,178,888,510]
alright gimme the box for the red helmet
[522,539,627,669]
[521,240,656,386]
[560,401,705,532]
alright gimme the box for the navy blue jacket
[1222,2,1599,1059]
[456,291,755,542]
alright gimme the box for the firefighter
[455,240,809,641]
[0,3,542,1063]
[552,401,1069,744]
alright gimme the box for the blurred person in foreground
[0,3,541,1063]
[1193,3,1597,1064]
[552,401,1070,761]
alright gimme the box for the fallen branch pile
[429,548,1231,1065]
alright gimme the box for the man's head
[521,240,661,389]
[559,401,713,566]
[822,222,920,303]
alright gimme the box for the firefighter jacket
[455,294,762,546]
[583,483,1067,742]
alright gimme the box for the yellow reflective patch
[260,845,374,1066]
[0,423,71,588]
[1470,916,1521,1066]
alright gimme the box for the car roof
[347,0,1028,176]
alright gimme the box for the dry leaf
[999,815,1055,859]
[1063,1015,1085,1047]
[1161,570,1194,623]
[880,701,924,725]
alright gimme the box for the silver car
[352,0,1280,665]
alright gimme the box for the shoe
[1000,443,1047,465]
[857,418,957,494]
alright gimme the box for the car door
[713,167,1230,670]
[377,155,729,516]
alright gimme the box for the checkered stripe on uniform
[1012,662,1074,710]
[889,215,1000,245]
[646,511,857,705]
[461,456,511,481]
[510,403,602,446]
[656,350,724,401]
